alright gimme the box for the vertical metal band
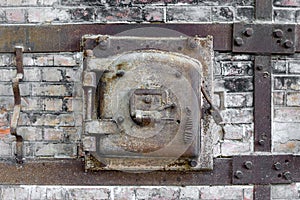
[255,0,273,21]
[254,185,271,200]
[254,56,272,152]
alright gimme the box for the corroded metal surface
[83,35,215,171]
[10,47,24,163]
[0,158,232,185]
[254,56,271,152]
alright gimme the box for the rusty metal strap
[233,155,300,185]
[10,47,24,163]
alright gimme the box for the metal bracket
[10,46,24,164]
[233,155,300,184]
[233,23,296,54]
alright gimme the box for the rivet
[258,139,265,146]
[273,29,284,38]
[143,96,152,104]
[234,37,244,46]
[284,40,294,48]
[116,70,125,77]
[283,171,292,181]
[256,65,263,71]
[175,71,182,78]
[190,160,198,167]
[117,116,124,123]
[244,161,253,170]
[244,28,254,37]
[274,162,282,171]
[99,39,109,50]
[189,40,198,49]
[235,171,243,179]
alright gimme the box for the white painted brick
[221,109,253,124]
[29,186,47,200]
[274,108,300,122]
[46,187,66,200]
[27,8,70,23]
[271,183,299,199]
[0,55,13,66]
[114,187,135,200]
[35,143,77,157]
[273,141,300,154]
[43,98,62,111]
[274,122,300,143]
[273,60,287,74]
[273,92,285,106]
[42,68,64,82]
[44,127,64,141]
[53,54,78,66]
[287,92,300,106]
[31,113,75,126]
[289,61,300,74]
[221,140,252,156]
[34,55,54,66]
[179,186,200,199]
[136,187,180,200]
[223,124,244,140]
[225,92,253,108]
[243,187,254,200]
[200,186,244,200]
[17,127,43,141]
[32,83,69,97]
[0,140,12,156]
[65,187,110,200]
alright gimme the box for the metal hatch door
[82,31,214,171]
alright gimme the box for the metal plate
[83,35,215,171]
[254,56,271,152]
[233,155,300,184]
[233,23,296,54]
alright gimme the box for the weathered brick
[0,67,40,82]
[63,98,82,112]
[31,83,71,97]
[243,187,254,200]
[0,54,13,66]
[2,188,16,200]
[35,143,77,157]
[274,77,300,91]
[33,55,54,66]
[136,187,180,200]
[199,0,254,6]
[62,0,104,5]
[5,9,26,23]
[53,54,79,66]
[46,187,66,199]
[220,61,253,76]
[223,124,244,140]
[0,140,12,156]
[0,68,15,82]
[65,187,110,199]
[221,109,253,124]
[212,6,234,22]
[235,6,254,21]
[14,187,31,200]
[289,61,300,74]
[167,6,211,22]
[273,141,300,154]
[44,127,64,141]
[62,127,81,141]
[143,7,164,22]
[43,98,63,111]
[114,187,135,200]
[70,8,95,22]
[27,8,70,23]
[133,0,172,4]
[224,78,253,92]
[17,127,43,141]
[271,184,299,199]
[273,122,300,142]
[0,83,30,96]
[200,186,244,199]
[274,108,300,122]
[30,113,75,126]
[179,186,200,199]
[96,7,143,22]
[273,92,285,106]
[273,60,287,74]
[225,93,253,108]
[37,0,59,6]
[29,186,47,200]
[297,10,300,23]
[287,92,300,106]
[6,0,36,5]
[221,140,252,156]
[274,9,296,23]
[274,0,300,7]
[0,9,5,23]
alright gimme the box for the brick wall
[0,0,299,199]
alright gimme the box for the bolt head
[235,171,243,179]
[116,70,125,77]
[244,28,254,37]
[258,139,265,146]
[234,37,244,46]
[284,40,294,48]
[244,161,253,170]
[117,116,124,123]
[256,65,263,71]
[190,160,198,167]
[175,71,182,78]
[143,96,152,104]
[283,171,292,181]
[273,29,284,38]
[274,162,282,170]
